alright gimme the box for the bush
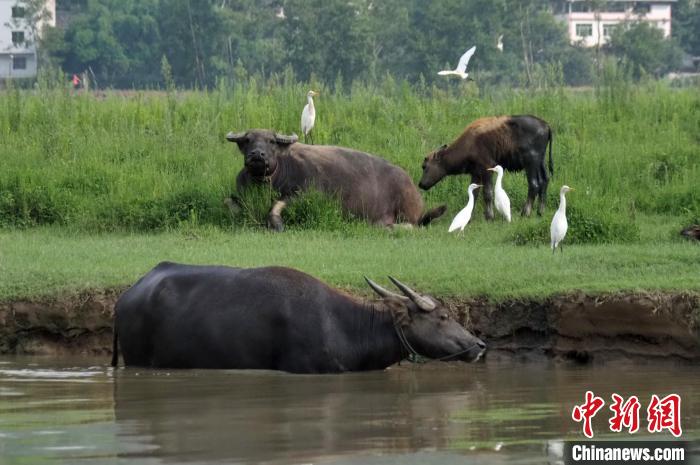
[228,185,355,231]
[510,206,640,246]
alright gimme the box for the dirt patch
[1,290,698,363]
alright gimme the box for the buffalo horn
[275,133,298,145]
[364,276,405,300]
[226,131,247,142]
[388,276,436,311]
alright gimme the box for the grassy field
[1,219,698,301]
[0,75,698,300]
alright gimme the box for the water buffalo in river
[419,115,553,219]
[226,129,446,231]
[111,262,486,373]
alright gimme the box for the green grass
[0,78,698,232]
[0,221,698,302]
[0,77,698,301]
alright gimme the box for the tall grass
[0,76,698,242]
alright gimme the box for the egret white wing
[550,211,568,244]
[494,189,511,222]
[301,104,313,135]
[456,46,477,73]
[448,203,473,232]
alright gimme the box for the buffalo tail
[418,205,447,226]
[548,128,554,177]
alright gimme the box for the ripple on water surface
[0,357,698,465]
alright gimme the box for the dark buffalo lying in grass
[681,225,700,241]
[419,115,553,219]
[111,262,486,373]
[226,129,446,231]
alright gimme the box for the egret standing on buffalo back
[301,90,319,144]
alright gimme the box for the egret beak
[477,184,483,188]
[311,91,320,96]
[569,187,575,191]
[487,167,496,172]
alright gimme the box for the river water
[0,357,697,465]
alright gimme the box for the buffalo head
[365,276,485,362]
[226,129,298,178]
[418,144,449,190]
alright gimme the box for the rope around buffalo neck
[392,320,481,364]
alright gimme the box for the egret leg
[309,132,314,145]
[560,243,564,254]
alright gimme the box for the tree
[673,0,700,56]
[606,22,683,78]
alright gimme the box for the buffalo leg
[522,166,540,217]
[224,195,241,216]
[268,199,288,232]
[482,176,495,221]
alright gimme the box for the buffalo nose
[477,341,486,350]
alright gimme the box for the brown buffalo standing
[419,115,553,219]
[226,129,446,231]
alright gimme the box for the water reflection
[0,358,697,465]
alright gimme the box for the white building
[0,0,55,79]
[555,0,676,47]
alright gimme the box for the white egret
[550,185,573,254]
[448,183,481,233]
[301,90,319,144]
[438,45,476,80]
[496,35,504,52]
[487,165,511,222]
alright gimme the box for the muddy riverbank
[1,289,698,362]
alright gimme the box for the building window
[576,23,593,37]
[605,2,628,13]
[572,3,592,12]
[12,56,27,70]
[603,24,617,38]
[633,4,651,15]
[12,31,25,45]
[12,6,26,18]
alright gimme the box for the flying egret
[301,90,319,144]
[449,183,481,233]
[550,185,573,254]
[487,165,511,222]
[496,35,504,52]
[438,45,477,80]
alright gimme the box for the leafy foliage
[38,0,698,89]
[606,22,683,79]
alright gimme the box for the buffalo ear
[226,131,248,143]
[384,298,411,326]
[275,133,298,145]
